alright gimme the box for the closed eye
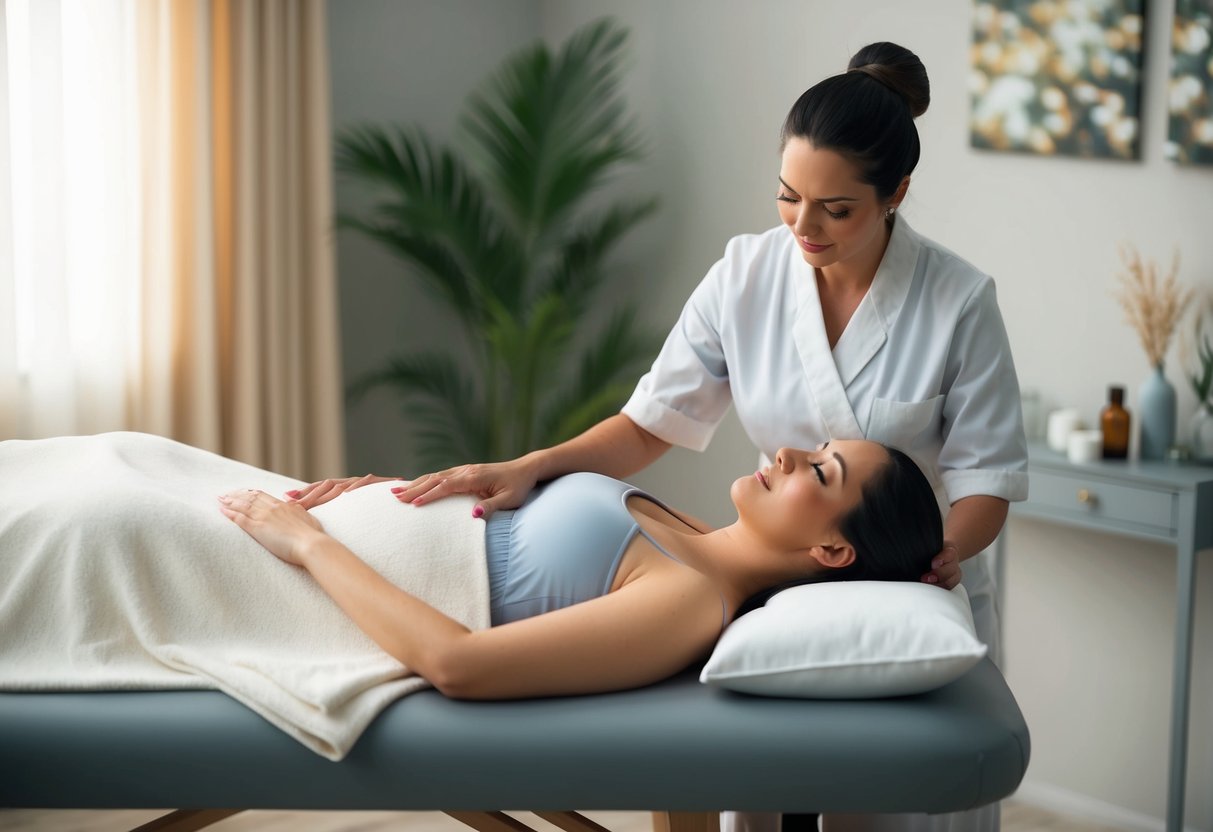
[811,461,826,485]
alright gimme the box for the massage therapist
[299,41,1028,832]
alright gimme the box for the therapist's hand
[287,475,404,509]
[921,542,962,589]
[392,457,541,519]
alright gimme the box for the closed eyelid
[810,461,826,485]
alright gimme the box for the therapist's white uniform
[622,216,1028,832]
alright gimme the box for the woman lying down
[0,431,941,759]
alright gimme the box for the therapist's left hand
[921,542,961,589]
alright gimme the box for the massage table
[0,658,1029,832]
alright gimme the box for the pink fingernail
[472,506,484,519]
[391,487,403,493]
[286,490,300,498]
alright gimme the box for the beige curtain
[134,0,344,480]
[2,0,342,479]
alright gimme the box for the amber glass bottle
[1101,386,1130,459]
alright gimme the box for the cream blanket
[0,431,490,760]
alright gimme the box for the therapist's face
[776,138,903,278]
[732,440,889,558]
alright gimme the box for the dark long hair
[734,446,943,618]
[779,42,930,200]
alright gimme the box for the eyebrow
[778,177,860,202]
[833,452,847,485]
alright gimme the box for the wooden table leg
[652,811,720,832]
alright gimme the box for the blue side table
[1010,443,1213,832]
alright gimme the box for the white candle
[1067,429,1104,464]
[1047,408,1084,453]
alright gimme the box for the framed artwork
[970,0,1146,160]
[1166,0,1213,165]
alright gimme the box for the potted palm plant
[336,19,660,468]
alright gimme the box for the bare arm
[302,533,716,698]
[396,414,672,516]
[530,412,674,481]
[946,495,1009,560]
[923,494,1009,588]
[219,488,712,699]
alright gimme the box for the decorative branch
[1112,244,1191,369]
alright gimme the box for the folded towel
[0,431,490,760]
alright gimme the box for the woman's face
[731,439,889,553]
[776,137,902,274]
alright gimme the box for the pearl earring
[886,207,896,218]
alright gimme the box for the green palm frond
[483,293,575,381]
[337,216,477,326]
[335,127,525,322]
[347,353,494,467]
[478,291,580,456]
[460,19,643,248]
[541,196,659,316]
[539,307,662,444]
[337,18,659,466]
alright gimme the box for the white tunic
[622,216,1029,658]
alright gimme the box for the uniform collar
[790,215,922,437]
[832,214,920,385]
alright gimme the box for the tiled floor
[0,804,1130,831]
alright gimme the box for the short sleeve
[938,279,1029,504]
[622,265,734,451]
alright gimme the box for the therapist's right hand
[391,457,540,519]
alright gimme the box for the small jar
[1101,386,1130,459]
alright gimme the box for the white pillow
[699,582,987,698]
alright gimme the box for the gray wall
[328,2,1213,828]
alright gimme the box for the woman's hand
[219,489,328,567]
[921,542,962,589]
[392,457,541,519]
[286,474,403,509]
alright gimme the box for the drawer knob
[1077,488,1097,505]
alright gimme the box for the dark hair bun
[847,42,930,118]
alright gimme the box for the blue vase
[1139,365,1177,460]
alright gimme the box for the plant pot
[1139,365,1177,460]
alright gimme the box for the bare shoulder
[626,493,715,534]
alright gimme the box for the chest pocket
[867,395,945,450]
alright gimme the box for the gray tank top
[484,472,692,626]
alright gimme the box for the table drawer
[1027,469,1177,535]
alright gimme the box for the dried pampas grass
[1113,244,1191,369]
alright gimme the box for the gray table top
[0,659,1028,814]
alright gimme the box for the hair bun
[847,42,930,118]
